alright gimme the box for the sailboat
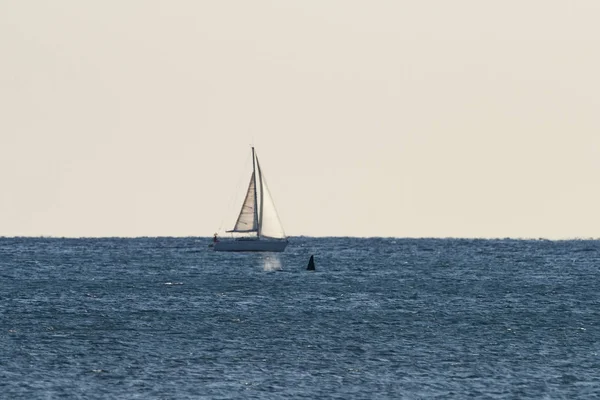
[213,147,288,252]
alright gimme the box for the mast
[251,147,260,238]
[257,158,264,236]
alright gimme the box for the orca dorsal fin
[306,255,315,271]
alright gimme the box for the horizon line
[0,235,598,241]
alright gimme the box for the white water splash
[261,255,282,271]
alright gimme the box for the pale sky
[1,1,599,238]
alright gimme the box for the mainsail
[230,173,258,233]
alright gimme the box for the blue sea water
[1,237,599,399]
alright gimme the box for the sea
[1,237,599,399]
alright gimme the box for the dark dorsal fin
[307,255,315,271]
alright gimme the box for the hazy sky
[1,1,599,238]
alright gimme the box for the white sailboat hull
[213,238,288,252]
